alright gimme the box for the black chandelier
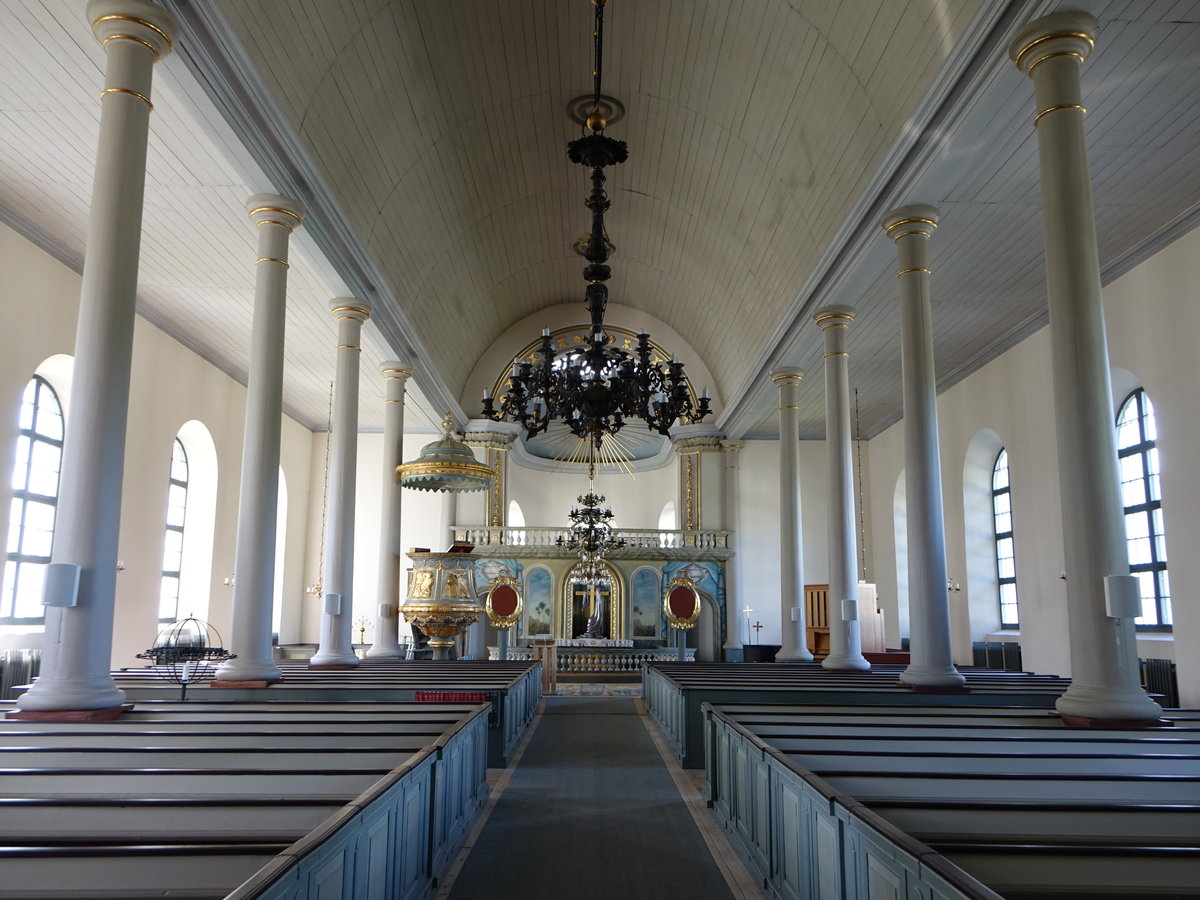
[557,488,626,561]
[481,0,710,452]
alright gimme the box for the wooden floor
[437,696,763,900]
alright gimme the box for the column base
[899,664,966,689]
[209,679,280,689]
[15,675,127,713]
[1055,683,1163,722]
[213,659,283,683]
[775,648,815,662]
[365,644,404,659]
[7,703,133,721]
[308,650,359,667]
[822,654,871,671]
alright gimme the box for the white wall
[0,223,314,667]
[865,227,1200,704]
[730,439,832,645]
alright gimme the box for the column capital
[246,193,304,231]
[380,360,413,381]
[813,305,856,329]
[771,366,804,386]
[1009,11,1097,76]
[670,423,724,452]
[881,205,939,241]
[463,418,521,450]
[330,297,371,323]
[89,0,178,59]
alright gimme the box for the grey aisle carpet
[447,696,735,899]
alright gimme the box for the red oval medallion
[668,585,697,619]
[490,584,519,617]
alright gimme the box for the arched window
[1116,389,1171,629]
[992,449,1019,628]
[3,376,64,623]
[159,438,189,622]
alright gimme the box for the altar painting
[522,566,552,637]
[559,560,623,640]
[630,567,662,639]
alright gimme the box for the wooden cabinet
[804,583,884,658]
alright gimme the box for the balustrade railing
[454,526,729,552]
[488,646,696,671]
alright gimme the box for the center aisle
[445,696,738,899]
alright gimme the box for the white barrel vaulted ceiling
[2,1,1198,438]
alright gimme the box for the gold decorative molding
[1013,30,1094,71]
[896,266,932,277]
[254,219,294,230]
[884,216,937,236]
[823,351,849,358]
[255,257,289,267]
[1025,50,1084,74]
[91,13,175,51]
[247,205,302,224]
[99,87,152,110]
[1033,103,1087,126]
[101,33,160,58]
[335,344,361,352]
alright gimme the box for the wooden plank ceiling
[1,1,1198,442]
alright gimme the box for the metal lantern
[400,546,483,659]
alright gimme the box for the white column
[1010,13,1161,722]
[213,194,304,684]
[815,307,870,671]
[310,299,372,667]
[366,362,411,658]
[722,442,744,653]
[772,368,812,661]
[882,205,964,689]
[17,1,178,713]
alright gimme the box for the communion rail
[489,646,694,672]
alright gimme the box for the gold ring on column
[1033,104,1086,127]
[99,87,152,110]
[896,267,932,277]
[101,34,161,59]
[255,257,289,267]
[1025,50,1084,75]
[91,14,175,51]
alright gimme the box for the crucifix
[752,621,763,639]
